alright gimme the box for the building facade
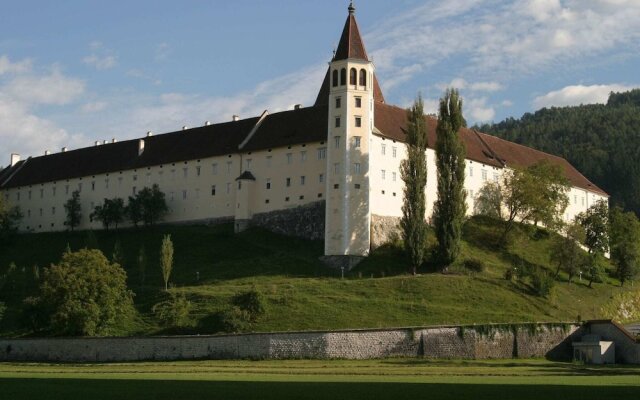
[0,4,608,261]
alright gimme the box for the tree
[586,253,606,288]
[160,234,174,291]
[63,190,82,231]
[399,95,429,275]
[549,221,588,282]
[90,198,125,230]
[473,181,503,219]
[138,184,168,226]
[527,161,570,231]
[33,248,134,336]
[433,88,467,267]
[137,245,147,288]
[578,200,610,256]
[609,207,640,286]
[126,195,143,227]
[0,195,23,242]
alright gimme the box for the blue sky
[1,0,639,162]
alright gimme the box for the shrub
[152,293,194,328]
[504,267,514,281]
[0,302,5,325]
[530,269,555,297]
[232,289,266,321]
[218,307,250,333]
[463,258,485,273]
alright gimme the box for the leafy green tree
[609,207,640,286]
[126,196,143,227]
[473,181,503,219]
[138,184,169,226]
[0,195,23,242]
[160,234,174,291]
[63,190,82,231]
[400,95,429,275]
[527,161,570,230]
[433,88,467,267]
[152,293,193,328]
[91,198,125,230]
[549,221,588,282]
[586,253,607,288]
[578,200,610,256]
[33,248,135,336]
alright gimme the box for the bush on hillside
[0,302,5,325]
[530,269,555,297]
[218,307,251,333]
[232,289,266,321]
[463,258,485,273]
[152,293,194,328]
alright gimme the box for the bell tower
[324,2,376,262]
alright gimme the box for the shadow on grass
[2,378,640,400]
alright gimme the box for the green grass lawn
[1,359,639,400]
[0,216,633,336]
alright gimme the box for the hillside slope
[0,218,631,337]
[475,89,640,214]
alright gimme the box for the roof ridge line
[1,158,30,188]
[238,110,269,150]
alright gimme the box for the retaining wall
[0,323,579,363]
[251,200,325,240]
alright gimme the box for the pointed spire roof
[334,2,369,61]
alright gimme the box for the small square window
[334,184,339,189]
[355,116,362,127]
[266,179,271,189]
[355,97,362,108]
[299,195,304,200]
[335,97,341,108]
[300,176,306,185]
[318,193,323,198]
[211,185,216,195]
[265,199,270,204]
[355,184,361,189]
[285,196,290,202]
[286,177,291,187]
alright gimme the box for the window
[482,169,488,181]
[266,155,272,167]
[359,69,367,87]
[350,68,357,85]
[285,196,290,202]
[226,183,231,194]
[319,173,324,183]
[493,172,499,182]
[78,183,82,192]
[40,188,44,198]
[340,68,346,85]
[171,169,176,180]
[91,182,95,191]
[286,177,291,187]
[300,176,306,185]
[238,181,242,190]
[146,173,151,183]
[355,97,362,108]
[334,136,341,148]
[381,170,386,180]
[469,166,474,177]
[266,179,271,189]
[335,116,341,128]
[392,172,397,181]
[183,168,188,178]
[335,97,341,108]
[170,191,175,201]
[65,185,69,195]
[132,186,137,195]
[39,208,43,217]
[469,189,474,199]
[318,148,327,160]
[265,199,270,204]
[105,179,109,189]
[381,144,386,155]
[355,116,362,127]
[52,187,56,196]
[133,174,138,181]
[27,209,31,217]
[332,69,338,87]
[211,185,216,196]
[286,153,293,164]
[182,190,187,200]
[118,177,123,186]
[212,163,218,175]
[300,151,307,162]
[334,163,340,173]
[355,184,361,189]
[226,161,232,175]
[354,163,361,174]
[245,159,252,170]
[299,195,304,200]
[354,136,361,148]
[196,166,201,176]
[52,207,56,215]
[392,147,397,158]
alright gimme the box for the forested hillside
[476,89,640,215]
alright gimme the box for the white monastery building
[0,4,608,263]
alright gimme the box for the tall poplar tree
[433,89,467,268]
[400,95,429,275]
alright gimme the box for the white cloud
[532,84,637,108]
[83,54,117,70]
[0,55,32,75]
[467,97,495,122]
[81,101,107,113]
[5,68,85,105]
[501,99,513,107]
[437,78,504,92]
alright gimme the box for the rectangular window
[226,161,232,175]
[211,185,216,196]
[392,172,397,181]
[355,97,362,108]
[133,175,138,181]
[27,191,30,200]
[574,195,577,204]
[245,159,252,170]
[183,168,188,178]
[65,185,69,195]
[286,177,291,187]
[105,179,109,189]
[52,207,56,215]
[78,183,82,192]
[266,156,272,167]
[212,163,218,175]
[196,166,201,176]
[334,163,340,174]
[133,186,138,195]
[481,169,487,182]
[335,97,341,108]
[392,147,397,158]
[335,116,341,128]
[40,188,44,198]
[266,179,271,189]
[317,148,326,160]
[226,183,231,194]
[170,191,175,201]
[355,116,362,127]
[354,136,361,148]
[381,170,386,180]
[355,183,361,189]
[354,163,361,174]
[493,172,499,182]
[146,173,151,183]
[52,187,56,197]
[286,153,293,164]
[469,166,474,177]
[381,144,386,155]
[300,176,306,185]
[182,190,187,200]
[16,192,20,201]
[118,177,123,186]
[319,174,324,183]
[39,208,43,217]
[334,136,340,149]
[300,151,307,162]
[91,182,95,191]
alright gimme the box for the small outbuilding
[572,334,615,364]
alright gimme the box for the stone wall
[370,214,401,250]
[0,323,579,363]
[250,200,325,240]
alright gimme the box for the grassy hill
[0,217,632,337]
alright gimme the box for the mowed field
[1,359,639,400]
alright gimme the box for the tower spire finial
[348,1,355,15]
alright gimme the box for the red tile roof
[334,8,369,62]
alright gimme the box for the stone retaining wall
[0,323,579,363]
[370,215,401,250]
[251,200,325,240]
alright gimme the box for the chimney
[103,140,107,145]
[146,131,153,137]
[138,139,145,156]
[10,153,21,166]
[111,138,117,143]
[204,120,211,126]
[61,147,68,152]
[232,115,239,122]
[182,126,188,131]
[294,104,302,110]
[44,150,51,156]
[95,141,101,146]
